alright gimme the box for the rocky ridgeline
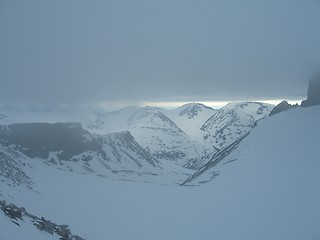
[269,100,298,116]
[181,133,249,185]
[0,199,85,240]
[270,76,320,116]
[301,76,320,107]
[0,123,159,174]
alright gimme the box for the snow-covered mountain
[164,103,217,142]
[201,102,273,150]
[1,105,319,240]
[0,122,194,186]
[185,105,320,185]
[183,102,272,169]
[127,107,201,166]
[85,106,140,134]
[0,122,163,179]
[0,102,274,169]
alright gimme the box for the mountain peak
[179,103,214,119]
[198,102,273,160]
[127,107,177,129]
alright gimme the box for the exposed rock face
[100,131,158,168]
[0,122,98,160]
[0,123,160,173]
[301,76,320,107]
[0,200,85,240]
[269,100,297,116]
[178,103,214,119]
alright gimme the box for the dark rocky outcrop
[0,122,159,171]
[0,122,99,160]
[0,200,85,240]
[269,100,298,116]
[301,76,320,107]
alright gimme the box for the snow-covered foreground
[1,105,320,240]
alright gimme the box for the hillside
[1,105,319,240]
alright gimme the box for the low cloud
[0,0,319,105]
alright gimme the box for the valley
[1,101,319,240]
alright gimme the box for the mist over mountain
[1,0,319,105]
[1,95,320,239]
[1,0,320,239]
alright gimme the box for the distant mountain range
[0,102,272,171]
[2,78,320,240]
[0,101,274,239]
[1,102,319,240]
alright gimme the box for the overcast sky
[1,0,320,106]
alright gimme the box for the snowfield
[1,105,320,240]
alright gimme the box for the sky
[1,0,320,107]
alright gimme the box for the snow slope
[1,105,319,240]
[164,103,216,142]
[201,102,273,151]
[128,107,201,166]
[0,200,84,240]
[184,102,272,169]
[0,212,59,240]
[0,122,192,183]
